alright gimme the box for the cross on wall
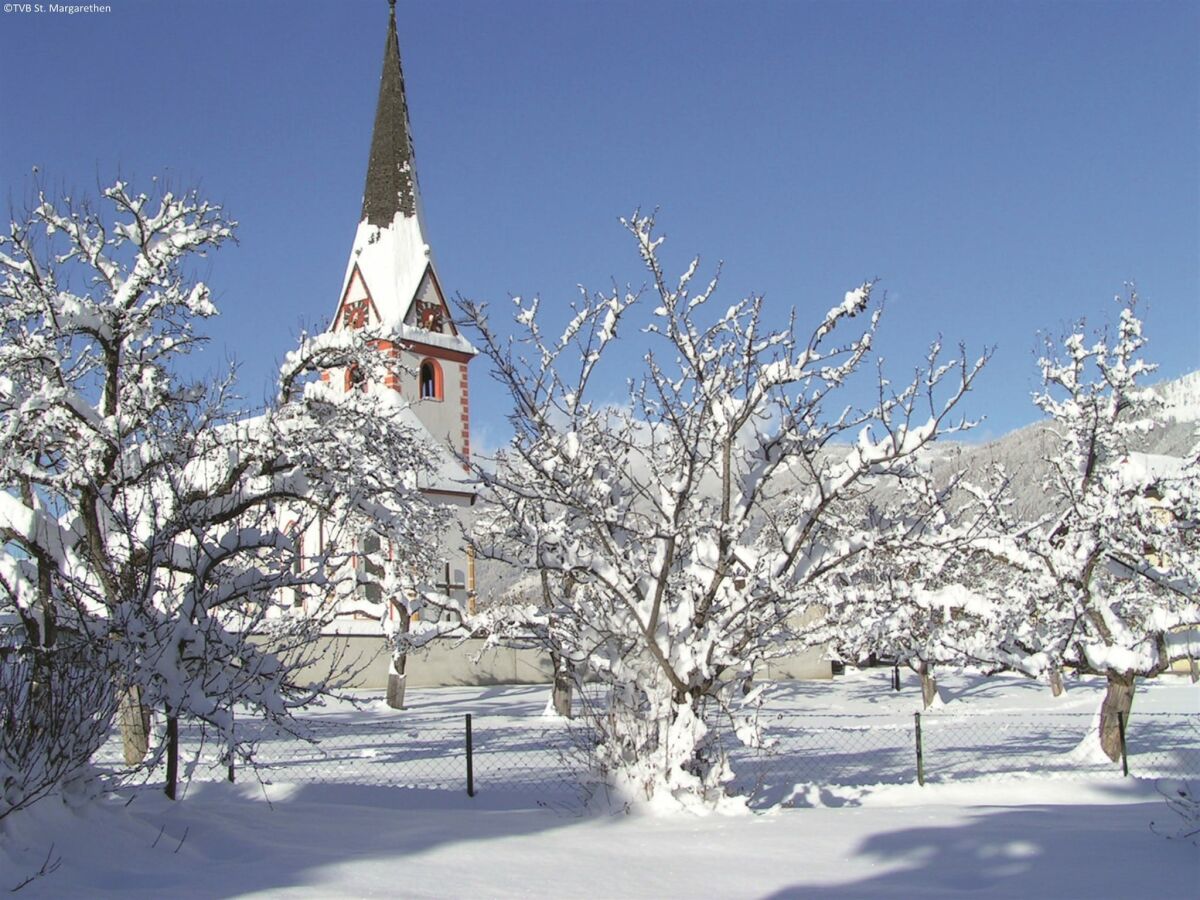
[433,561,477,619]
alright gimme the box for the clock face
[343,299,370,329]
[418,302,444,332]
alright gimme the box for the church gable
[333,264,381,331]
[402,266,460,338]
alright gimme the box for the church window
[288,525,305,608]
[360,534,383,604]
[346,365,367,392]
[419,359,443,400]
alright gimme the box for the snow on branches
[825,296,1199,757]
[460,214,987,808]
[0,180,441,811]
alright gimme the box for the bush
[0,636,116,820]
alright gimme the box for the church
[293,0,479,637]
[290,3,827,690]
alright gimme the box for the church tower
[329,0,476,468]
[315,2,477,659]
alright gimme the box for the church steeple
[362,0,419,226]
[331,1,475,345]
[329,0,476,470]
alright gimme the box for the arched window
[345,365,366,393]
[419,359,443,400]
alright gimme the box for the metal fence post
[466,713,475,797]
[914,711,925,786]
[1117,711,1129,777]
[165,713,179,800]
[227,710,235,783]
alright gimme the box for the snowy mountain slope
[1156,369,1200,425]
[939,370,1199,520]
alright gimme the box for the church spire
[332,2,475,358]
[329,0,476,473]
[361,0,419,226]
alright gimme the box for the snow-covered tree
[471,567,580,718]
[806,462,994,708]
[1005,303,1199,757]
[459,214,986,808]
[906,300,1199,759]
[0,180,440,810]
[811,441,1063,709]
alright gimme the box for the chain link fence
[732,710,1200,805]
[95,702,1199,806]
[94,712,599,798]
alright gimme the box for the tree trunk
[1189,653,1198,684]
[916,660,938,709]
[550,651,573,718]
[386,603,412,710]
[1048,665,1065,697]
[118,685,151,765]
[385,665,406,710]
[1098,671,1135,763]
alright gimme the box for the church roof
[334,2,476,357]
[394,403,478,497]
[362,1,417,227]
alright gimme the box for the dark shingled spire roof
[361,1,418,226]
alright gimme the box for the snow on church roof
[394,402,477,496]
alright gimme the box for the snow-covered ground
[4,670,1198,898]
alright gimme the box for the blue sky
[2,0,1196,450]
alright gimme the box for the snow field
[90,669,1200,806]
[4,669,1197,898]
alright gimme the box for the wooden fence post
[165,713,179,800]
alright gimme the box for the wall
[292,635,831,689]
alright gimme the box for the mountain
[939,371,1199,520]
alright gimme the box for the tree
[906,300,1199,759]
[471,569,579,717]
[807,466,967,708]
[460,214,986,807]
[0,180,441,812]
[809,460,1038,708]
[1000,302,1198,758]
